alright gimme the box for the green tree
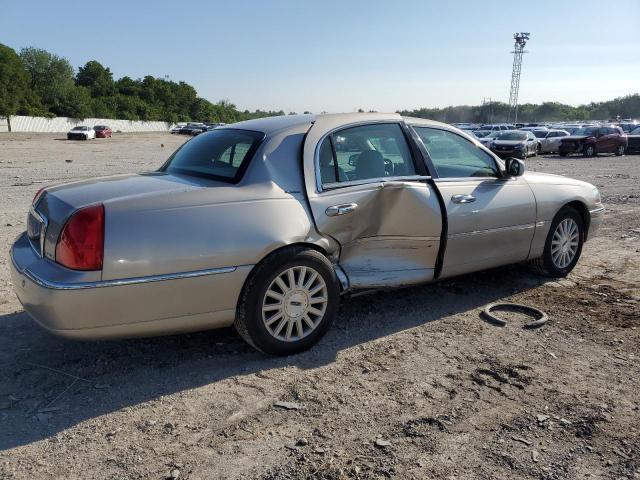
[0,44,33,116]
[76,60,115,97]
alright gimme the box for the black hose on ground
[482,302,549,329]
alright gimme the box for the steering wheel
[384,158,394,176]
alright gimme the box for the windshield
[573,127,598,136]
[162,129,264,182]
[72,126,87,131]
[630,127,640,135]
[94,125,107,130]
[533,130,547,138]
[490,131,528,141]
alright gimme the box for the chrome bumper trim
[590,206,605,214]
[11,250,237,291]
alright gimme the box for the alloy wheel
[262,266,328,342]
[550,218,579,269]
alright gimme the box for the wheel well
[563,201,590,241]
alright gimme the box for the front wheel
[615,144,625,156]
[583,144,595,157]
[530,206,584,277]
[235,247,340,355]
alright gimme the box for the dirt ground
[0,132,638,480]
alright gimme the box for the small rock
[532,450,539,462]
[65,159,73,163]
[537,414,550,423]
[170,468,180,479]
[512,436,532,446]
[284,443,299,451]
[273,401,301,411]
[375,438,392,448]
[296,437,309,446]
[313,447,326,454]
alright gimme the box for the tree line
[398,95,640,124]
[1,43,638,124]
[0,43,284,123]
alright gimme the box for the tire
[530,206,584,277]
[559,150,568,157]
[537,143,542,155]
[615,144,625,156]
[234,246,340,355]
[583,144,595,157]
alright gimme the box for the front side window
[163,128,263,182]
[319,123,416,185]
[414,127,499,179]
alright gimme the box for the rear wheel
[530,206,584,277]
[235,247,340,355]
[583,144,595,157]
[615,144,625,156]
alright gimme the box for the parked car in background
[483,130,539,158]
[170,124,186,134]
[177,123,206,135]
[617,122,639,133]
[480,124,514,131]
[533,129,570,154]
[93,125,112,138]
[520,126,548,132]
[626,127,640,153]
[67,126,95,140]
[10,113,603,355]
[558,126,627,157]
[471,129,493,138]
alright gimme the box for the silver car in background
[533,129,571,154]
[11,113,604,355]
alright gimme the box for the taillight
[33,187,46,204]
[55,204,105,271]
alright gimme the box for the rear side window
[414,127,499,178]
[319,123,416,185]
[163,129,263,182]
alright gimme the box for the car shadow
[0,264,548,450]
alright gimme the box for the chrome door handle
[451,194,476,204]
[325,203,358,217]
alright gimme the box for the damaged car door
[411,126,536,278]
[303,120,443,289]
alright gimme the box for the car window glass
[414,127,499,178]
[318,136,338,184]
[164,129,263,182]
[329,123,415,183]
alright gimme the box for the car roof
[224,112,456,137]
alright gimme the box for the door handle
[451,194,476,204]
[325,203,358,217]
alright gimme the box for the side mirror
[505,157,525,177]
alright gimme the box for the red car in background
[94,125,113,138]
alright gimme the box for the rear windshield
[162,129,264,182]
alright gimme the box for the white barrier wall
[7,116,173,133]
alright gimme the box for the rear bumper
[10,232,251,339]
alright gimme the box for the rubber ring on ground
[482,302,548,329]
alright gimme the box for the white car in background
[66,126,95,140]
[533,129,571,154]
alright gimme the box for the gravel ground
[0,133,638,480]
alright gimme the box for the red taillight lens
[55,204,104,271]
[33,187,46,204]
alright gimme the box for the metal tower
[508,32,530,123]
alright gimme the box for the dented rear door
[302,117,443,289]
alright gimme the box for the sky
[2,0,639,113]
